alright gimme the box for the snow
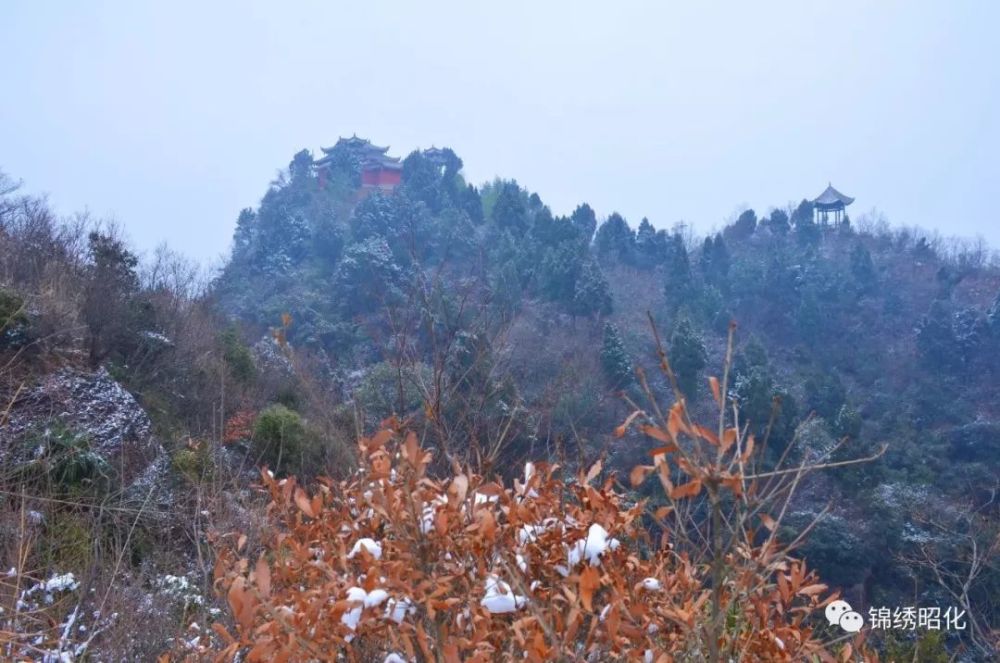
[384,597,414,624]
[384,654,409,663]
[641,577,662,591]
[341,605,363,632]
[583,524,610,564]
[348,538,383,560]
[43,573,80,596]
[473,491,499,506]
[480,575,526,614]
[364,588,389,608]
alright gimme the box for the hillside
[1,140,998,660]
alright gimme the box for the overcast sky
[2,1,998,265]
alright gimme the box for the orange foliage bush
[210,403,877,661]
[223,408,256,445]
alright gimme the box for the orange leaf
[579,565,600,612]
[669,401,690,435]
[721,427,737,453]
[670,479,702,500]
[647,443,680,457]
[709,376,721,405]
[653,505,673,520]
[629,465,654,488]
[479,509,497,542]
[694,424,719,445]
[741,434,755,462]
[255,557,271,598]
[641,424,672,444]
[797,583,828,597]
[585,459,603,485]
[212,622,235,645]
[616,410,642,437]
[760,513,777,531]
[449,474,469,504]
[293,488,315,518]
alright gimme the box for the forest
[0,138,998,661]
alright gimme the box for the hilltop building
[812,183,854,225]
[313,135,403,192]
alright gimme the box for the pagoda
[313,135,403,191]
[811,183,854,225]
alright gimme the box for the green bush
[220,326,256,384]
[356,361,432,423]
[253,404,307,474]
[0,288,29,347]
[171,444,215,483]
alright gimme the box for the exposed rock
[1,367,166,490]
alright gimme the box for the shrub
[212,331,881,661]
[0,287,30,347]
[252,404,307,475]
[355,361,432,423]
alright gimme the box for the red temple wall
[361,169,402,187]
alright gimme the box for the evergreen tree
[83,231,144,362]
[850,242,876,291]
[600,322,633,386]
[538,242,583,303]
[766,209,790,235]
[727,208,757,240]
[288,149,314,183]
[333,236,405,315]
[634,217,661,268]
[571,260,613,316]
[915,299,960,370]
[492,181,529,235]
[594,212,636,264]
[988,291,1000,338]
[669,317,707,397]
[699,233,730,284]
[570,203,597,243]
[461,184,484,225]
[232,208,257,260]
[663,233,693,306]
[790,199,814,227]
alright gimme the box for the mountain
[1,142,997,659]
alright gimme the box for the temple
[313,135,403,192]
[812,183,854,225]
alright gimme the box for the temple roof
[812,183,854,207]
[314,135,400,169]
[319,135,390,156]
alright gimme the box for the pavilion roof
[813,183,854,207]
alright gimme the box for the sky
[1,1,998,266]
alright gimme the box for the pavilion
[812,183,854,225]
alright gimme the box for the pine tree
[987,291,1000,338]
[669,317,707,397]
[570,203,597,243]
[663,233,693,307]
[571,260,613,316]
[594,213,636,264]
[727,209,757,240]
[850,243,876,291]
[915,299,960,370]
[635,217,660,269]
[766,209,790,235]
[600,322,632,386]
